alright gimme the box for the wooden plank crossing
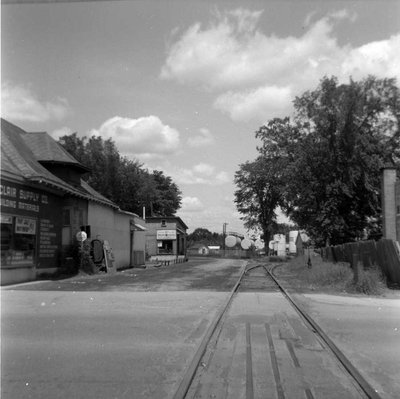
[186,292,366,399]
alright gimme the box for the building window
[78,209,84,226]
[161,219,166,227]
[1,215,36,268]
[157,240,172,254]
[63,209,71,226]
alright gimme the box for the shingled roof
[21,131,90,173]
[1,118,118,209]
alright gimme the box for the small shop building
[187,244,221,256]
[187,243,209,256]
[145,216,188,262]
[1,119,146,285]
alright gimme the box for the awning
[133,223,146,231]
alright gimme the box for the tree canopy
[187,228,222,246]
[58,133,182,216]
[235,76,400,246]
[234,156,285,244]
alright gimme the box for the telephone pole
[223,222,228,257]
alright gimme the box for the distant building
[295,231,310,256]
[145,216,188,261]
[381,166,400,243]
[187,243,209,256]
[187,244,221,256]
[208,245,221,255]
[1,119,146,285]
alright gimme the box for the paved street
[2,257,400,399]
[293,293,400,399]
[1,258,245,399]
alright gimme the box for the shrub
[349,267,386,295]
[77,239,97,274]
[282,254,386,295]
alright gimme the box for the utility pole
[223,222,228,257]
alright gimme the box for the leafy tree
[58,134,182,216]
[151,170,182,216]
[234,156,285,245]
[256,76,400,246]
[187,228,222,246]
[58,133,88,167]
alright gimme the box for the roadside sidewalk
[293,293,400,399]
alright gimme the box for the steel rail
[172,263,248,399]
[266,264,383,399]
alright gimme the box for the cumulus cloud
[181,196,205,212]
[341,35,400,80]
[187,128,215,147]
[1,82,70,123]
[161,8,400,123]
[177,204,246,234]
[193,163,215,176]
[51,126,74,140]
[214,85,293,122]
[160,162,230,185]
[91,115,180,159]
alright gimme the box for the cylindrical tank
[289,230,298,254]
[273,234,286,256]
[255,239,264,249]
[241,238,252,250]
[225,235,240,248]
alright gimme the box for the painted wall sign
[39,219,59,260]
[156,229,177,240]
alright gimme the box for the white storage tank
[273,234,286,257]
[289,230,299,254]
[241,238,252,250]
[225,235,241,248]
[255,239,264,249]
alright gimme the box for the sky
[1,0,400,237]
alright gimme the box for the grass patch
[278,254,385,295]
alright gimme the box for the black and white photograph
[1,0,400,398]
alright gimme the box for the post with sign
[76,231,87,271]
[103,240,116,274]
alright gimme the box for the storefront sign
[1,181,62,268]
[1,214,13,224]
[15,217,37,235]
[1,184,49,214]
[156,230,176,240]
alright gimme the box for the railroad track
[172,263,381,399]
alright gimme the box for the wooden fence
[321,239,400,284]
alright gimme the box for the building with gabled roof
[1,119,145,285]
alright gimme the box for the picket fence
[321,239,400,285]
